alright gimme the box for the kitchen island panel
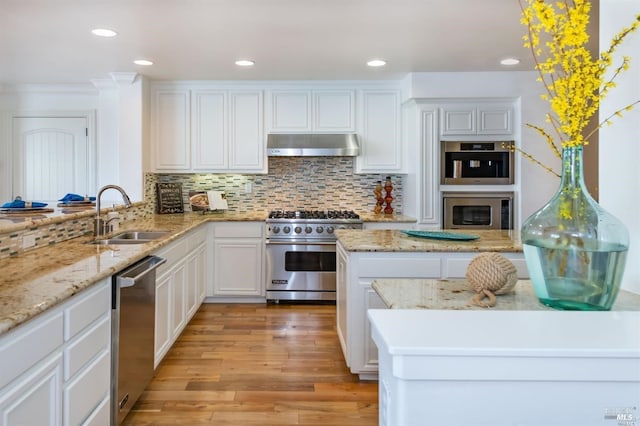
[335,229,527,380]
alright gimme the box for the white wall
[401,71,558,226]
[599,0,640,294]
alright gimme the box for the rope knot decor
[465,252,518,308]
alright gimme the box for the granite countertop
[0,206,413,234]
[358,213,417,223]
[372,278,640,311]
[0,211,267,336]
[336,229,522,252]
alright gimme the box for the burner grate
[268,210,360,220]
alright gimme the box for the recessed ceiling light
[367,59,387,67]
[500,58,520,66]
[235,59,255,67]
[133,59,154,66]
[91,28,118,37]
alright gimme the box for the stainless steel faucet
[95,185,133,236]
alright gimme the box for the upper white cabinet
[440,103,513,136]
[152,90,191,170]
[229,91,265,170]
[151,86,265,173]
[268,90,355,132]
[192,90,227,170]
[355,89,403,173]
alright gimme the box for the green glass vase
[521,146,629,310]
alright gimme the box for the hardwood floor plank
[124,303,378,425]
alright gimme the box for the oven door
[265,241,336,301]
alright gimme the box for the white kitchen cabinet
[152,89,191,170]
[355,89,403,173]
[229,91,265,171]
[402,101,440,226]
[210,222,264,298]
[153,226,208,366]
[170,262,187,340]
[336,243,527,379]
[0,353,63,426]
[186,233,207,319]
[152,86,265,173]
[0,279,111,426]
[268,89,355,132]
[154,271,172,367]
[440,103,513,136]
[192,90,227,170]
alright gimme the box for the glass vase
[521,146,629,311]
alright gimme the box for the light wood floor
[123,303,379,425]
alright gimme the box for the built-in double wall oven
[440,140,515,230]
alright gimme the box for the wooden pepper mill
[373,181,384,214]
[383,176,393,214]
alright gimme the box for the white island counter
[335,229,528,380]
[368,309,640,426]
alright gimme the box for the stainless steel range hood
[267,133,360,156]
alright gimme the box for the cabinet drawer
[186,226,207,250]
[155,238,188,274]
[64,281,110,340]
[357,257,441,278]
[0,311,63,388]
[214,222,263,238]
[81,394,110,426]
[63,350,110,426]
[64,315,110,380]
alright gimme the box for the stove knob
[326,226,335,234]
[316,226,324,233]
[271,226,280,234]
[294,226,302,234]
[305,226,313,234]
[283,226,291,234]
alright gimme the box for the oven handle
[265,240,336,246]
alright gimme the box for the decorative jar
[521,146,629,310]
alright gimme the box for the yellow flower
[520,0,640,153]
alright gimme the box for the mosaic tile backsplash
[150,157,404,214]
[0,157,401,259]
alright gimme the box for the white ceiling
[1,0,535,85]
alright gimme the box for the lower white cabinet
[0,353,63,426]
[0,279,111,426]
[153,226,208,367]
[210,222,264,298]
[186,241,207,319]
[336,243,528,380]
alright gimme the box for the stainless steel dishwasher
[111,255,166,425]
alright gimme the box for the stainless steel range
[265,210,362,301]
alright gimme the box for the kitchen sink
[111,230,171,240]
[88,230,171,245]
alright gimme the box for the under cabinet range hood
[266,133,360,157]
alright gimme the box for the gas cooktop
[267,210,360,220]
